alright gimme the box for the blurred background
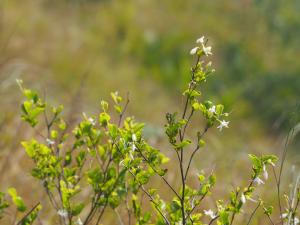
[0,0,299,224]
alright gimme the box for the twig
[246,202,260,225]
[16,202,41,225]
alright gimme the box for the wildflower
[204,209,217,219]
[196,36,205,44]
[46,138,55,145]
[217,120,229,131]
[241,193,246,204]
[263,165,268,180]
[88,117,95,126]
[208,105,216,114]
[281,213,288,219]
[57,209,68,218]
[253,177,264,185]
[190,47,199,55]
[203,45,212,56]
[75,218,83,225]
[294,217,300,224]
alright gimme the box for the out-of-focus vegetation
[0,0,299,224]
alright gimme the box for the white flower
[263,165,268,180]
[196,36,205,44]
[294,217,300,224]
[217,120,229,131]
[46,138,55,145]
[132,134,137,142]
[253,177,264,185]
[241,193,246,204]
[203,45,212,56]
[281,213,288,219]
[57,209,68,218]
[208,105,216,114]
[204,209,217,219]
[190,46,199,55]
[88,117,96,126]
[75,218,83,225]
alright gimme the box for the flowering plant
[0,37,298,225]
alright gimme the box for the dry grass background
[0,0,299,224]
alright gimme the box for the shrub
[0,37,299,225]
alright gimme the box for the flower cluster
[190,35,212,56]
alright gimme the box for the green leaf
[99,112,110,127]
[8,188,26,212]
[71,203,84,216]
[175,139,192,150]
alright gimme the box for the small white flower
[203,45,212,56]
[75,218,83,225]
[217,120,229,131]
[263,165,268,180]
[132,134,137,142]
[196,36,205,44]
[46,138,55,145]
[294,217,300,224]
[241,193,246,204]
[253,177,264,185]
[281,213,288,219]
[88,117,96,126]
[57,209,68,218]
[190,46,199,55]
[204,209,217,219]
[208,105,216,114]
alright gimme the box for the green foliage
[8,188,26,212]
[0,37,297,225]
[19,204,42,225]
[0,192,9,219]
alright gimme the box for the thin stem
[246,202,260,225]
[177,54,201,225]
[95,203,108,225]
[208,216,219,225]
[114,208,125,225]
[136,148,180,199]
[127,169,171,225]
[184,127,208,180]
[265,213,275,225]
[276,127,295,225]
[16,202,41,225]
[118,93,130,127]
